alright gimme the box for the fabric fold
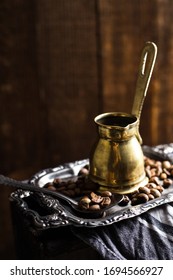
[71,202,173,260]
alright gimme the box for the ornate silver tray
[10,144,173,229]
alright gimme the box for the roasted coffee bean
[89,204,101,211]
[155,166,162,176]
[147,182,157,189]
[74,187,81,196]
[155,185,164,193]
[55,186,66,192]
[78,167,89,176]
[162,160,171,169]
[90,192,103,203]
[100,197,111,208]
[78,201,90,210]
[155,161,162,167]
[145,167,152,178]
[128,190,139,199]
[149,176,160,185]
[148,194,155,200]
[145,158,155,167]
[163,178,172,188]
[47,184,57,191]
[53,178,62,185]
[100,190,112,197]
[78,196,91,210]
[118,195,130,206]
[137,193,149,203]
[131,197,139,206]
[138,186,150,195]
[160,172,167,180]
[163,168,171,176]
[61,190,73,196]
[66,189,76,197]
[150,168,157,177]
[150,189,161,198]
[67,183,76,190]
[45,182,54,188]
[79,196,91,204]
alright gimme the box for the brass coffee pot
[89,42,157,194]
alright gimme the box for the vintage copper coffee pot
[89,42,157,194]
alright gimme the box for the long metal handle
[0,174,78,205]
[132,41,157,144]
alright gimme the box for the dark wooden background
[1,0,173,259]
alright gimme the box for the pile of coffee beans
[78,190,112,211]
[128,157,173,206]
[43,157,173,210]
[44,164,98,198]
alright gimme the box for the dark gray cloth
[72,202,173,260]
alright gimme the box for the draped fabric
[72,202,173,260]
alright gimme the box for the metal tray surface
[10,144,173,230]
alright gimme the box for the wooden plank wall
[1,0,173,259]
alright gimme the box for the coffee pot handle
[132,41,157,144]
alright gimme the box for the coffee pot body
[89,112,148,194]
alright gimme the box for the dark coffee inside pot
[96,115,137,127]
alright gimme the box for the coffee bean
[147,182,157,189]
[163,178,172,188]
[150,168,157,177]
[100,197,111,208]
[163,168,171,176]
[61,190,72,196]
[129,190,139,199]
[150,189,161,198]
[78,167,89,176]
[148,194,155,200]
[78,196,91,210]
[155,166,162,176]
[138,186,150,195]
[100,191,112,197]
[118,195,130,206]
[47,184,57,191]
[162,160,171,169]
[155,161,162,167]
[79,196,91,204]
[145,158,155,167]
[66,189,76,197]
[53,178,62,186]
[89,204,100,211]
[90,192,103,203]
[155,185,164,193]
[137,193,149,203]
[160,172,167,180]
[67,183,76,190]
[74,187,81,195]
[131,197,139,206]
[55,186,66,191]
[78,201,90,210]
[145,168,152,178]
[149,176,160,185]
